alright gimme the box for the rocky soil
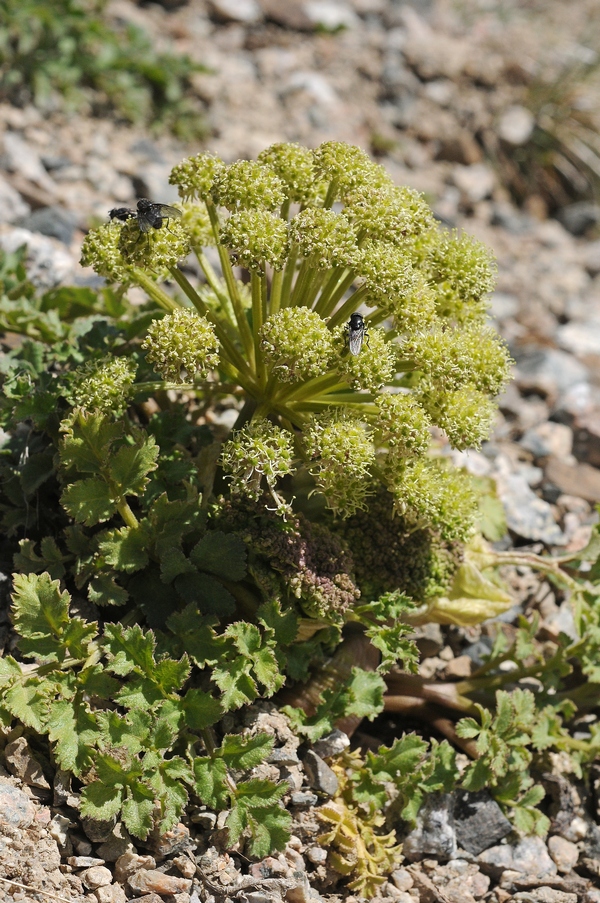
[3,0,600,901]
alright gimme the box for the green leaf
[121,782,156,840]
[103,623,156,677]
[190,531,247,581]
[97,525,150,573]
[80,780,123,821]
[88,573,129,607]
[257,598,298,646]
[212,656,257,710]
[166,605,223,668]
[47,698,98,775]
[367,734,428,783]
[110,435,159,497]
[4,680,49,733]
[60,412,123,474]
[182,688,222,730]
[220,733,274,770]
[364,622,419,674]
[193,756,230,809]
[174,570,236,617]
[62,477,117,526]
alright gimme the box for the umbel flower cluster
[81,140,511,534]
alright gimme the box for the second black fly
[109,198,182,233]
[346,312,368,355]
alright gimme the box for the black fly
[346,312,368,355]
[109,198,182,233]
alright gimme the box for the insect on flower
[346,312,368,355]
[109,198,182,233]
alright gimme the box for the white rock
[305,1,359,29]
[452,163,496,202]
[0,174,30,222]
[498,105,535,145]
[208,0,262,23]
[0,227,74,287]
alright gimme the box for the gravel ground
[3,0,600,901]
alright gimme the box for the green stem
[280,243,299,308]
[116,499,139,529]
[289,256,314,307]
[168,268,256,387]
[328,285,370,330]
[195,248,235,323]
[251,271,267,388]
[278,372,349,403]
[205,198,255,363]
[313,266,350,317]
[323,178,339,208]
[270,268,283,315]
[131,269,178,312]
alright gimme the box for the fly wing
[348,331,364,355]
[156,204,182,219]
[136,213,154,233]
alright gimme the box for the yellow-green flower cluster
[357,242,437,327]
[142,309,219,383]
[337,327,396,391]
[169,151,225,201]
[180,202,215,248]
[424,229,497,322]
[304,409,375,517]
[312,140,391,198]
[345,184,434,243]
[219,210,289,271]
[417,382,497,450]
[376,393,431,459]
[80,221,132,283]
[392,459,477,543]
[257,142,316,203]
[213,160,285,211]
[117,216,189,272]
[70,357,137,415]
[288,208,357,269]
[221,420,295,501]
[260,308,335,382]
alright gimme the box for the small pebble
[127,868,192,896]
[81,866,113,890]
[547,835,579,872]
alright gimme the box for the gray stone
[478,835,556,880]
[497,105,535,145]
[558,202,600,236]
[4,736,50,789]
[267,746,301,766]
[305,1,360,30]
[0,174,30,222]
[312,729,350,759]
[95,823,134,862]
[512,891,577,903]
[301,751,338,796]
[520,422,573,459]
[495,471,565,545]
[2,132,58,193]
[67,856,106,868]
[557,320,600,357]
[453,789,512,855]
[0,778,36,828]
[208,0,263,23]
[81,813,118,843]
[290,791,319,807]
[0,227,74,287]
[452,163,495,202]
[513,347,589,398]
[403,793,457,862]
[18,206,78,245]
[547,835,579,872]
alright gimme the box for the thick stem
[131,269,179,313]
[327,285,370,330]
[205,198,255,362]
[280,243,299,308]
[270,268,284,315]
[251,271,267,387]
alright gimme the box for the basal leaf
[103,623,156,677]
[174,570,236,617]
[212,656,257,710]
[5,680,49,733]
[60,412,123,474]
[97,525,150,573]
[62,477,117,526]
[88,573,129,607]
[182,688,222,730]
[190,531,247,582]
[110,436,159,497]
[220,732,273,770]
[166,605,222,668]
[121,782,155,840]
[193,756,230,810]
[47,698,98,774]
[257,598,298,646]
[80,780,123,821]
